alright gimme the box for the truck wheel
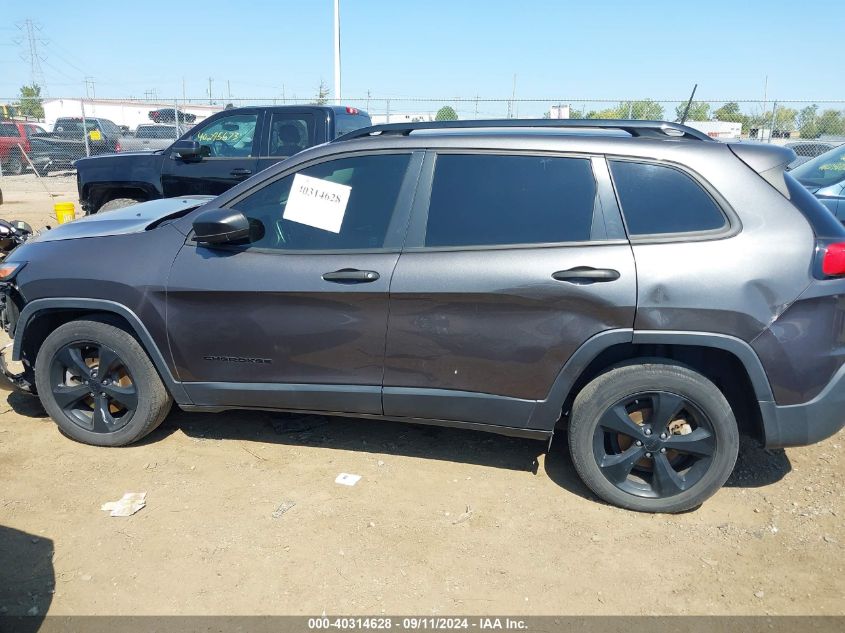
[4,153,24,176]
[568,361,739,513]
[98,197,141,213]
[34,318,173,447]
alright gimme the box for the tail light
[114,140,121,152]
[822,242,845,276]
[345,107,359,115]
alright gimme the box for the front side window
[609,160,727,236]
[0,123,17,138]
[190,113,258,158]
[424,154,598,248]
[230,153,411,251]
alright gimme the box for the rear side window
[0,123,18,137]
[424,154,598,247]
[610,160,726,236]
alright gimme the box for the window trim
[606,155,741,243]
[403,149,624,252]
[186,149,424,255]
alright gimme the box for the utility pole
[227,79,231,102]
[84,76,95,100]
[475,95,479,118]
[508,74,517,119]
[333,0,342,105]
[182,77,187,102]
[208,77,214,105]
[17,19,48,94]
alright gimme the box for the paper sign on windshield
[283,174,351,234]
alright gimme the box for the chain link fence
[1,96,844,200]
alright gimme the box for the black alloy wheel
[593,391,716,498]
[49,341,138,434]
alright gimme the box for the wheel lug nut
[100,392,107,398]
[660,432,667,439]
[660,448,667,454]
[635,440,643,447]
[645,452,652,458]
[644,429,652,436]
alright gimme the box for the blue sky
[1,0,843,117]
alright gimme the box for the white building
[371,112,435,125]
[548,105,571,119]
[684,120,743,140]
[42,99,223,131]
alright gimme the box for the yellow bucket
[55,202,76,224]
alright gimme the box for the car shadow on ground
[161,407,548,475]
[7,393,793,502]
[0,525,54,629]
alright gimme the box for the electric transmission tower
[16,19,48,94]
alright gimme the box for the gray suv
[1,119,844,513]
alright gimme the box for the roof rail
[334,119,715,142]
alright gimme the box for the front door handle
[322,269,380,284]
[552,267,620,284]
[230,168,252,177]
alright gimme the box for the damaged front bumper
[0,341,33,393]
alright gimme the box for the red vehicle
[0,120,46,175]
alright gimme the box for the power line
[16,19,47,93]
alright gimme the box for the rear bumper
[761,362,845,447]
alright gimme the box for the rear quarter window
[609,160,727,237]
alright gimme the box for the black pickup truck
[75,105,371,213]
[29,117,124,174]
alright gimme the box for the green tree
[798,105,820,139]
[818,109,845,137]
[586,100,664,120]
[675,101,710,122]
[772,107,797,136]
[714,102,748,133]
[435,105,458,121]
[313,80,330,105]
[16,84,44,118]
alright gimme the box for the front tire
[568,361,739,513]
[34,318,172,446]
[98,197,141,213]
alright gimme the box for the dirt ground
[0,173,843,617]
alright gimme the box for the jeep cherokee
[1,119,843,513]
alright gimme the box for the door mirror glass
[173,139,201,159]
[192,208,250,244]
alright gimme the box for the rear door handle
[230,168,252,177]
[322,269,380,283]
[552,267,620,284]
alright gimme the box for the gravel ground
[0,173,842,617]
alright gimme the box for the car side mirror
[173,139,201,159]
[192,208,250,245]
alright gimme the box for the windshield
[791,145,845,188]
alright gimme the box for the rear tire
[34,318,172,447]
[98,197,141,213]
[568,361,739,513]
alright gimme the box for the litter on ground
[101,492,147,517]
